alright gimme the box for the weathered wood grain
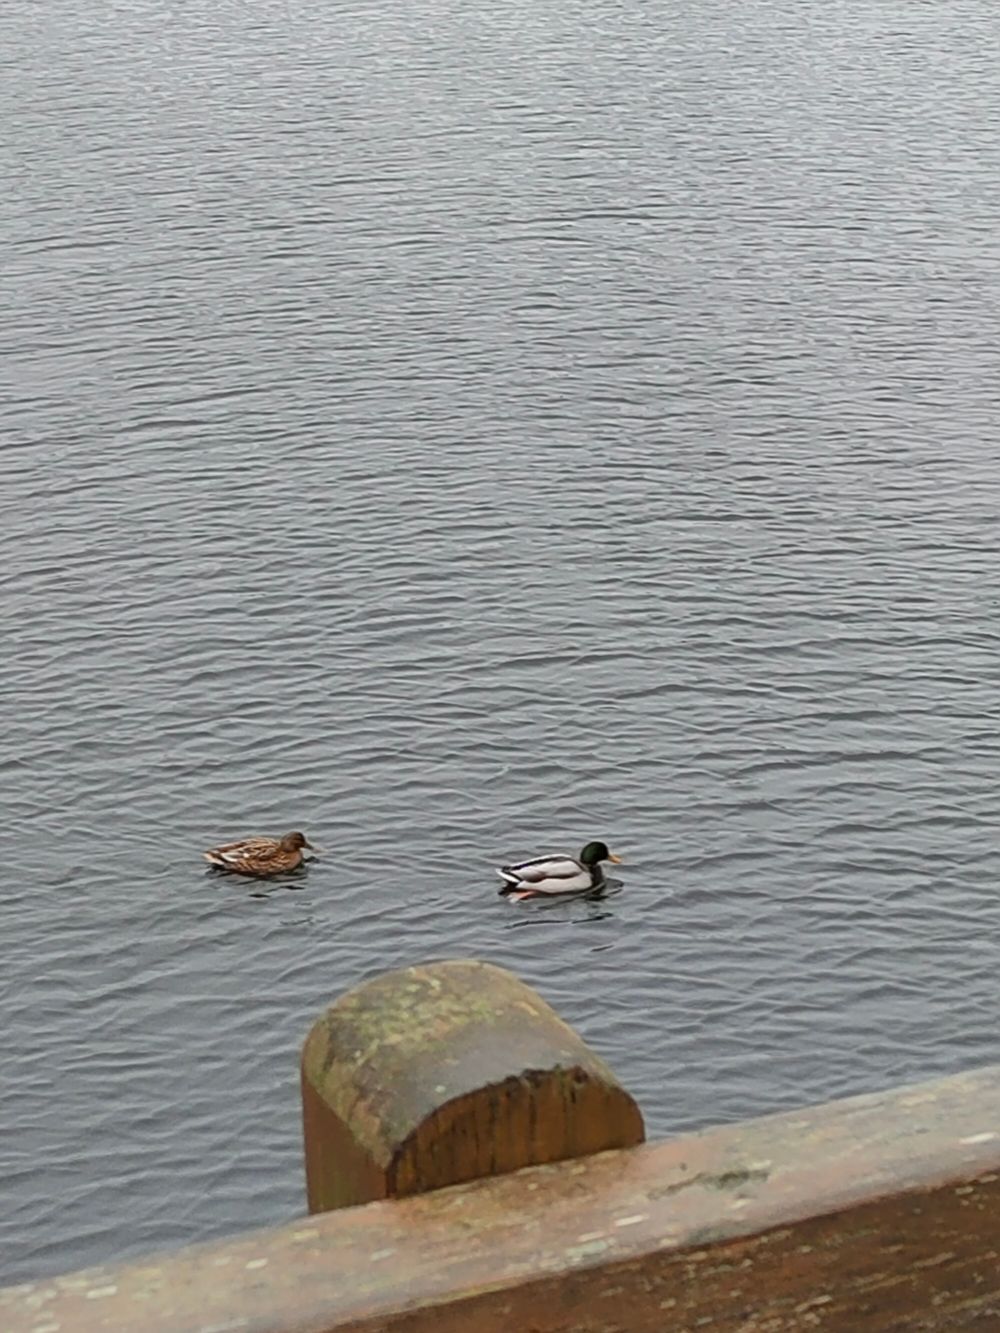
[7,1064,1000,1331]
[300,958,645,1210]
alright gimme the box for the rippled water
[4,0,1000,1285]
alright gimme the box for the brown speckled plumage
[203,831,316,877]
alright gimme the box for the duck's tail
[496,865,523,894]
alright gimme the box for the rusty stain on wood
[8,1063,1000,1330]
[300,958,645,1210]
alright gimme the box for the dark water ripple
[5,0,1000,1285]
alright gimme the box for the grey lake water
[4,0,1000,1286]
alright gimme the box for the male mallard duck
[203,831,317,877]
[496,840,622,901]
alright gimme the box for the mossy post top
[300,958,645,1210]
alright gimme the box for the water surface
[4,0,1000,1284]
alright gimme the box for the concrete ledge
[5,1063,1000,1331]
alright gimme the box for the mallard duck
[203,831,317,877]
[497,840,622,901]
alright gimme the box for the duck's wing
[203,837,277,867]
[502,854,582,882]
[497,854,594,895]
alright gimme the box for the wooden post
[300,958,645,1211]
[12,1064,1000,1332]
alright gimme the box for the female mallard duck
[203,831,317,877]
[497,840,622,901]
